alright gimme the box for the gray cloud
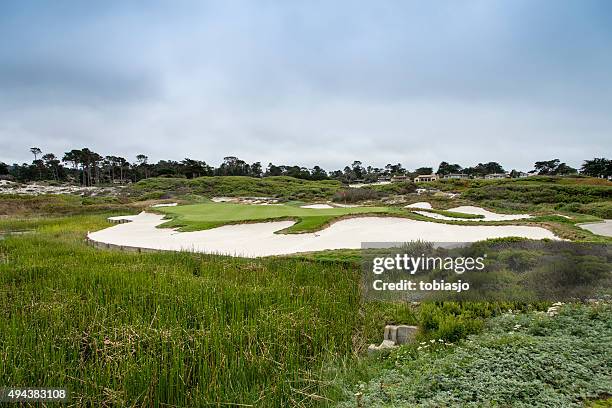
[1,0,611,170]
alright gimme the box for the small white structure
[444,173,469,179]
[414,174,438,183]
[385,325,418,344]
[391,175,409,182]
[485,173,509,179]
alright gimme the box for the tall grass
[0,213,588,406]
[0,215,369,407]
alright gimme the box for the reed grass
[0,215,369,407]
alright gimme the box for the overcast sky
[1,0,611,171]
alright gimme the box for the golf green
[156,202,402,233]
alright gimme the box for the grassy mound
[0,194,131,217]
[156,202,403,233]
[334,303,612,407]
[430,176,612,217]
[129,176,342,201]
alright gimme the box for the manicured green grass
[157,202,403,233]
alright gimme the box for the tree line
[0,147,609,185]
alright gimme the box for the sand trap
[447,206,530,221]
[349,181,391,188]
[300,204,334,209]
[211,197,234,203]
[405,202,433,210]
[151,202,178,207]
[578,220,612,237]
[333,203,359,208]
[89,212,558,258]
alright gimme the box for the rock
[367,339,398,354]
[384,325,418,345]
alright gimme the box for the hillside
[128,176,342,201]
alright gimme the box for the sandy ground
[151,202,178,207]
[447,206,531,221]
[211,196,280,205]
[405,202,433,209]
[0,182,121,196]
[348,181,391,188]
[578,220,612,237]
[88,212,558,258]
[300,204,334,209]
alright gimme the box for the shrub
[336,304,612,407]
[332,188,380,203]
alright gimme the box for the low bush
[332,188,380,203]
[335,303,612,407]
[130,176,342,201]
[365,182,418,195]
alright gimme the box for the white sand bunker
[211,197,233,203]
[151,202,178,208]
[578,220,612,237]
[300,204,334,209]
[447,206,531,221]
[405,202,433,210]
[88,212,558,258]
[333,203,359,208]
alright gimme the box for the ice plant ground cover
[333,303,612,407]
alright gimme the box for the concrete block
[384,325,418,345]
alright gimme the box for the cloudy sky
[1,0,611,171]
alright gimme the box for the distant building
[377,176,391,182]
[414,174,439,183]
[391,175,409,182]
[484,173,509,179]
[444,173,469,179]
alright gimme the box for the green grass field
[152,201,612,242]
[1,215,368,406]
[1,212,610,406]
[1,176,611,406]
[156,202,404,233]
[1,214,537,407]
